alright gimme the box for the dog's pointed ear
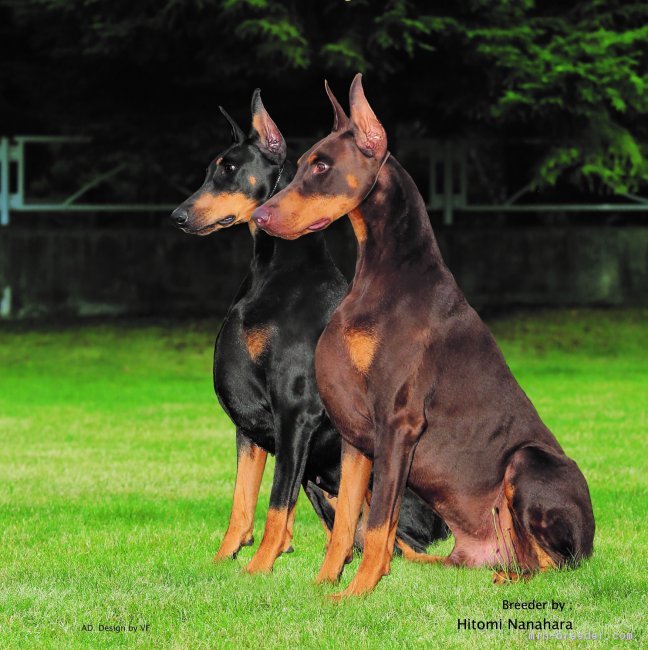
[349,73,387,159]
[219,106,245,144]
[249,89,286,162]
[324,80,349,132]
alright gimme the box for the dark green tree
[2,0,646,196]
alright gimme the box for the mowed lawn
[0,310,646,649]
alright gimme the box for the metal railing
[0,136,177,226]
[402,139,648,225]
[1,135,647,227]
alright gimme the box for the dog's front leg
[316,440,372,584]
[331,425,420,599]
[245,410,319,574]
[214,430,268,561]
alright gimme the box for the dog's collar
[361,151,391,204]
[268,164,284,198]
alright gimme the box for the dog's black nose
[171,208,189,227]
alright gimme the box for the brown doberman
[251,75,595,598]
[170,90,447,575]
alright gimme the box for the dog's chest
[314,315,378,453]
[317,307,380,378]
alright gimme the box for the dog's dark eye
[223,163,237,174]
[313,161,329,175]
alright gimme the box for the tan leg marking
[318,491,338,549]
[354,500,370,549]
[245,506,293,574]
[344,327,378,375]
[492,479,556,584]
[330,520,397,600]
[214,444,267,561]
[492,570,528,585]
[530,537,557,571]
[282,504,297,553]
[397,539,446,564]
[316,448,372,584]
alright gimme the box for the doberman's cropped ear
[249,89,287,163]
[349,73,387,160]
[219,106,245,144]
[324,80,349,132]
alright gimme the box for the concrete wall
[440,227,648,308]
[0,224,646,319]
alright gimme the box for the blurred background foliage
[1,0,646,199]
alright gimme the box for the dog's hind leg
[396,539,446,564]
[304,481,337,548]
[492,445,595,584]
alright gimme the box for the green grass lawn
[0,310,646,648]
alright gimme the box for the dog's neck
[249,158,330,273]
[349,155,445,280]
[249,227,329,272]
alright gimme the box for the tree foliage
[1,0,646,195]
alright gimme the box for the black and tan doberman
[170,90,447,574]
[252,75,595,596]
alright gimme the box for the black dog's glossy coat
[171,91,446,572]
